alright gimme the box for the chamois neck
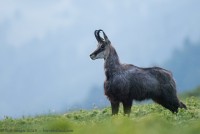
[104,45,120,71]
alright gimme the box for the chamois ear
[99,29,111,44]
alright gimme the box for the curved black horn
[94,30,101,42]
[97,29,104,42]
[94,29,107,42]
[94,30,98,41]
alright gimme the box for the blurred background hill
[165,38,200,91]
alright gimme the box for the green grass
[0,97,200,134]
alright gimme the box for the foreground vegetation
[0,97,200,134]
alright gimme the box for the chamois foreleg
[111,101,120,115]
[122,100,133,116]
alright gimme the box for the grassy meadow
[0,96,200,134]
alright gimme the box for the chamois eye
[101,45,105,49]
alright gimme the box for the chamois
[90,29,186,116]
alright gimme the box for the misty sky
[0,0,200,119]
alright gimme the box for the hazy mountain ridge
[165,38,200,91]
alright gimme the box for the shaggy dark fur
[90,29,187,116]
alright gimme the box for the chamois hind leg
[153,96,179,113]
[164,98,180,113]
[153,85,185,113]
[111,101,120,115]
[122,100,133,116]
[161,92,187,112]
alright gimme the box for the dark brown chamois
[90,29,186,116]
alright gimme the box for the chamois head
[90,29,111,60]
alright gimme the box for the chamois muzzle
[90,53,96,60]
